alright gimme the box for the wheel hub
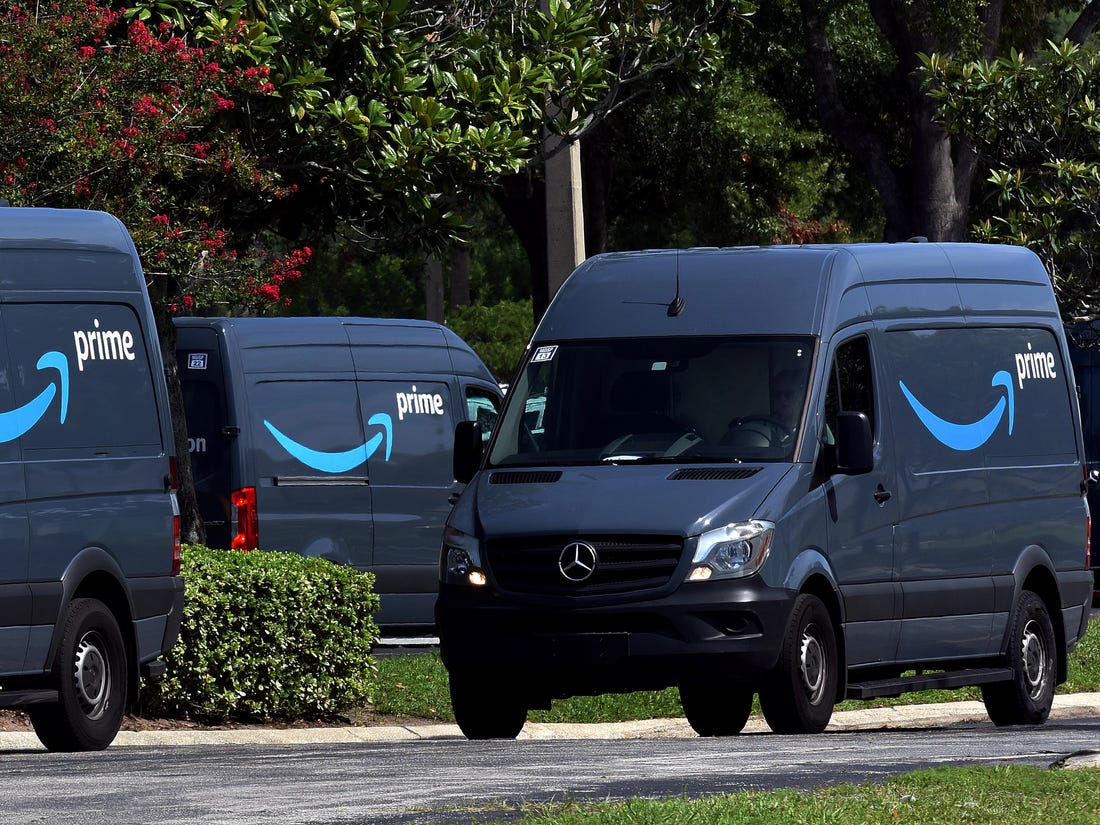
[73,631,111,720]
[799,625,827,705]
[1020,619,1048,700]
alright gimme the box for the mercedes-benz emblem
[558,541,599,582]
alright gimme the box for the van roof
[533,243,1058,342]
[0,207,133,253]
[174,316,496,382]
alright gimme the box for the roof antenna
[667,251,685,317]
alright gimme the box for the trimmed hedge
[140,544,379,722]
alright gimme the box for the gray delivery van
[0,208,184,751]
[1064,320,1100,604]
[438,242,1094,739]
[174,317,501,628]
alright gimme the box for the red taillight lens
[230,487,258,551]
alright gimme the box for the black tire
[28,598,128,752]
[449,672,527,740]
[759,594,838,734]
[981,590,1056,726]
[680,684,754,736]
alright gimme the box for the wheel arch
[56,549,139,706]
[784,549,846,700]
[1011,547,1067,683]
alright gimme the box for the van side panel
[364,376,462,622]
[0,313,29,674]
[248,376,373,568]
[880,325,1081,662]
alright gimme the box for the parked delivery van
[174,317,501,628]
[1064,320,1100,603]
[438,242,1094,739]
[0,208,184,751]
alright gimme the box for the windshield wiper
[600,454,749,465]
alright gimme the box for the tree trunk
[155,307,206,547]
[799,0,1004,242]
[448,242,471,308]
[581,121,612,257]
[424,254,445,323]
[494,171,549,321]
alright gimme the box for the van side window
[824,336,875,440]
[466,388,499,443]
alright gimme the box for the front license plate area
[545,632,629,663]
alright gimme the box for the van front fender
[783,548,845,625]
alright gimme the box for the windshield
[488,336,815,467]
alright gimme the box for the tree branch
[798,0,907,231]
[1066,0,1100,45]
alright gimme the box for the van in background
[0,208,184,751]
[440,242,1093,739]
[174,317,501,628]
[1065,319,1100,604]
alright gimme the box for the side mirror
[835,411,873,475]
[453,420,484,484]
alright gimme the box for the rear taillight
[169,457,181,576]
[230,487,258,551]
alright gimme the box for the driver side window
[824,336,875,444]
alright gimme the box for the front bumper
[436,577,796,703]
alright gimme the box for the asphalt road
[2,715,1097,825]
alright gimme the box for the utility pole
[541,0,585,304]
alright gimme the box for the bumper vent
[667,467,762,481]
[489,470,563,484]
[486,534,684,596]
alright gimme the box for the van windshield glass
[488,336,815,467]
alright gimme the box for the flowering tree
[0,1,312,539]
[0,1,308,313]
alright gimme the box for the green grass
[372,616,1099,723]
[419,765,1100,824]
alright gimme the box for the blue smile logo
[898,370,1014,452]
[0,351,69,443]
[263,413,393,473]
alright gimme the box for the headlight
[686,520,774,582]
[441,526,487,586]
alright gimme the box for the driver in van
[721,368,805,448]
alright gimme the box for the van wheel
[28,598,128,752]
[981,590,1056,726]
[680,684,754,736]
[449,672,527,740]
[760,594,837,734]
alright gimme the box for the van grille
[485,535,684,596]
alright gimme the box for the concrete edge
[0,693,1097,752]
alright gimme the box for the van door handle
[873,485,892,504]
[448,493,461,506]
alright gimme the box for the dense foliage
[0,1,306,313]
[141,545,379,722]
[446,298,535,382]
[921,40,1100,315]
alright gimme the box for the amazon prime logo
[558,541,598,582]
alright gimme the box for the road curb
[1,693,1097,752]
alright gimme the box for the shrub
[446,298,534,383]
[141,545,379,722]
